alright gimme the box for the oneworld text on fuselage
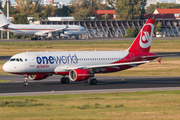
[36,54,78,64]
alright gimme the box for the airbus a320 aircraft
[0,9,87,40]
[3,19,163,86]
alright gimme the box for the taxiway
[0,75,180,96]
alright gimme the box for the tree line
[1,0,146,23]
[2,0,180,22]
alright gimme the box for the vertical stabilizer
[128,19,155,53]
[0,9,12,27]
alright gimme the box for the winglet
[157,58,162,64]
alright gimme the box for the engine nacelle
[29,74,49,80]
[64,31,73,35]
[60,33,68,37]
[69,69,94,81]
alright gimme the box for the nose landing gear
[23,74,29,86]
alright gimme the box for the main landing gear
[61,77,70,84]
[60,77,97,85]
[75,36,79,40]
[88,78,97,85]
[23,74,29,86]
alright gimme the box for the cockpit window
[10,58,15,61]
[20,58,23,62]
[9,58,23,62]
[16,58,19,62]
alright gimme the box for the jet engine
[29,74,49,80]
[64,31,73,35]
[60,33,68,37]
[69,69,94,81]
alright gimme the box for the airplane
[3,19,164,86]
[0,9,87,40]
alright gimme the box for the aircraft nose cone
[3,62,9,72]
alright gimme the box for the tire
[61,78,65,84]
[65,77,70,84]
[88,78,92,85]
[23,82,28,86]
[91,78,97,85]
[75,36,79,40]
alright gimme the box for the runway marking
[1,87,180,97]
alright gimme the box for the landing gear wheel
[23,82,29,86]
[75,36,79,40]
[64,77,70,84]
[91,78,97,85]
[38,37,41,40]
[23,74,29,86]
[88,78,97,85]
[61,77,65,84]
[61,77,70,84]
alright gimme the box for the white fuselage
[4,24,87,36]
[3,51,130,74]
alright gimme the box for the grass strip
[0,39,180,56]
[0,80,12,83]
[0,91,180,119]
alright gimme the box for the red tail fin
[128,19,155,53]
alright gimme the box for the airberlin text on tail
[128,19,155,53]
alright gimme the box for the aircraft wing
[0,23,9,28]
[34,26,67,36]
[66,60,151,71]
[34,25,67,36]
[48,25,68,33]
[34,31,49,36]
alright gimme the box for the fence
[40,19,180,39]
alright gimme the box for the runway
[0,75,180,96]
[0,37,180,96]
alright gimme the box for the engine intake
[29,74,49,80]
[69,69,94,81]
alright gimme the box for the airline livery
[3,19,163,86]
[0,9,87,40]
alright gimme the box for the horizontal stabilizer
[142,54,177,59]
